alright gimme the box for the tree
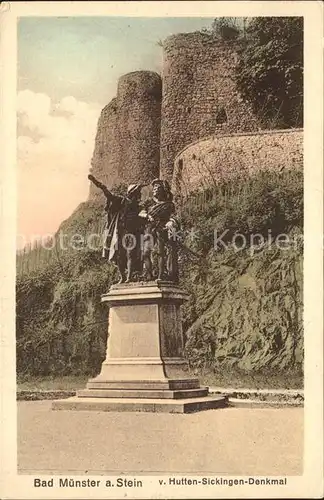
[235,17,303,129]
[210,17,242,40]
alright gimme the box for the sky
[17,16,215,244]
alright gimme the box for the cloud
[17,89,51,117]
[17,89,102,239]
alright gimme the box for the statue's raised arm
[88,174,112,200]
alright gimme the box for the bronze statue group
[88,174,180,284]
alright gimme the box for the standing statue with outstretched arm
[88,174,143,284]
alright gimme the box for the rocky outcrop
[183,240,303,373]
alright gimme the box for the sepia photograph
[1,1,323,499]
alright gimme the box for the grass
[199,368,304,390]
[17,369,303,392]
[17,375,88,391]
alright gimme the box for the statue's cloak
[102,195,142,263]
[102,195,125,262]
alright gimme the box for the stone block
[52,395,227,414]
[77,387,209,399]
[52,282,226,413]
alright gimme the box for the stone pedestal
[52,282,226,413]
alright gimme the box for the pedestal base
[77,387,209,399]
[52,395,227,414]
[52,282,227,413]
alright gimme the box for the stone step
[86,378,200,391]
[77,387,209,400]
[52,395,228,414]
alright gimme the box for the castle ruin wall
[89,98,119,200]
[172,128,303,196]
[117,71,161,186]
[160,32,260,181]
[89,71,162,200]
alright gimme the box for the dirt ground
[17,401,303,475]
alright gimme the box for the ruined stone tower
[89,32,261,198]
[160,32,259,181]
[89,71,162,200]
[117,71,162,186]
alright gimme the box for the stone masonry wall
[160,32,260,182]
[89,71,161,200]
[117,71,161,186]
[172,128,303,196]
[89,32,300,198]
[89,98,119,200]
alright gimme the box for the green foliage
[235,17,303,128]
[180,168,303,255]
[181,239,303,375]
[16,169,303,382]
[178,167,303,376]
[16,199,118,377]
[210,18,241,40]
[16,253,115,377]
[200,16,303,128]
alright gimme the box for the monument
[52,177,226,413]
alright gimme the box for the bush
[235,17,303,128]
[16,169,303,380]
[16,200,117,377]
[180,168,303,254]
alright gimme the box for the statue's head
[127,184,142,201]
[152,179,172,201]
